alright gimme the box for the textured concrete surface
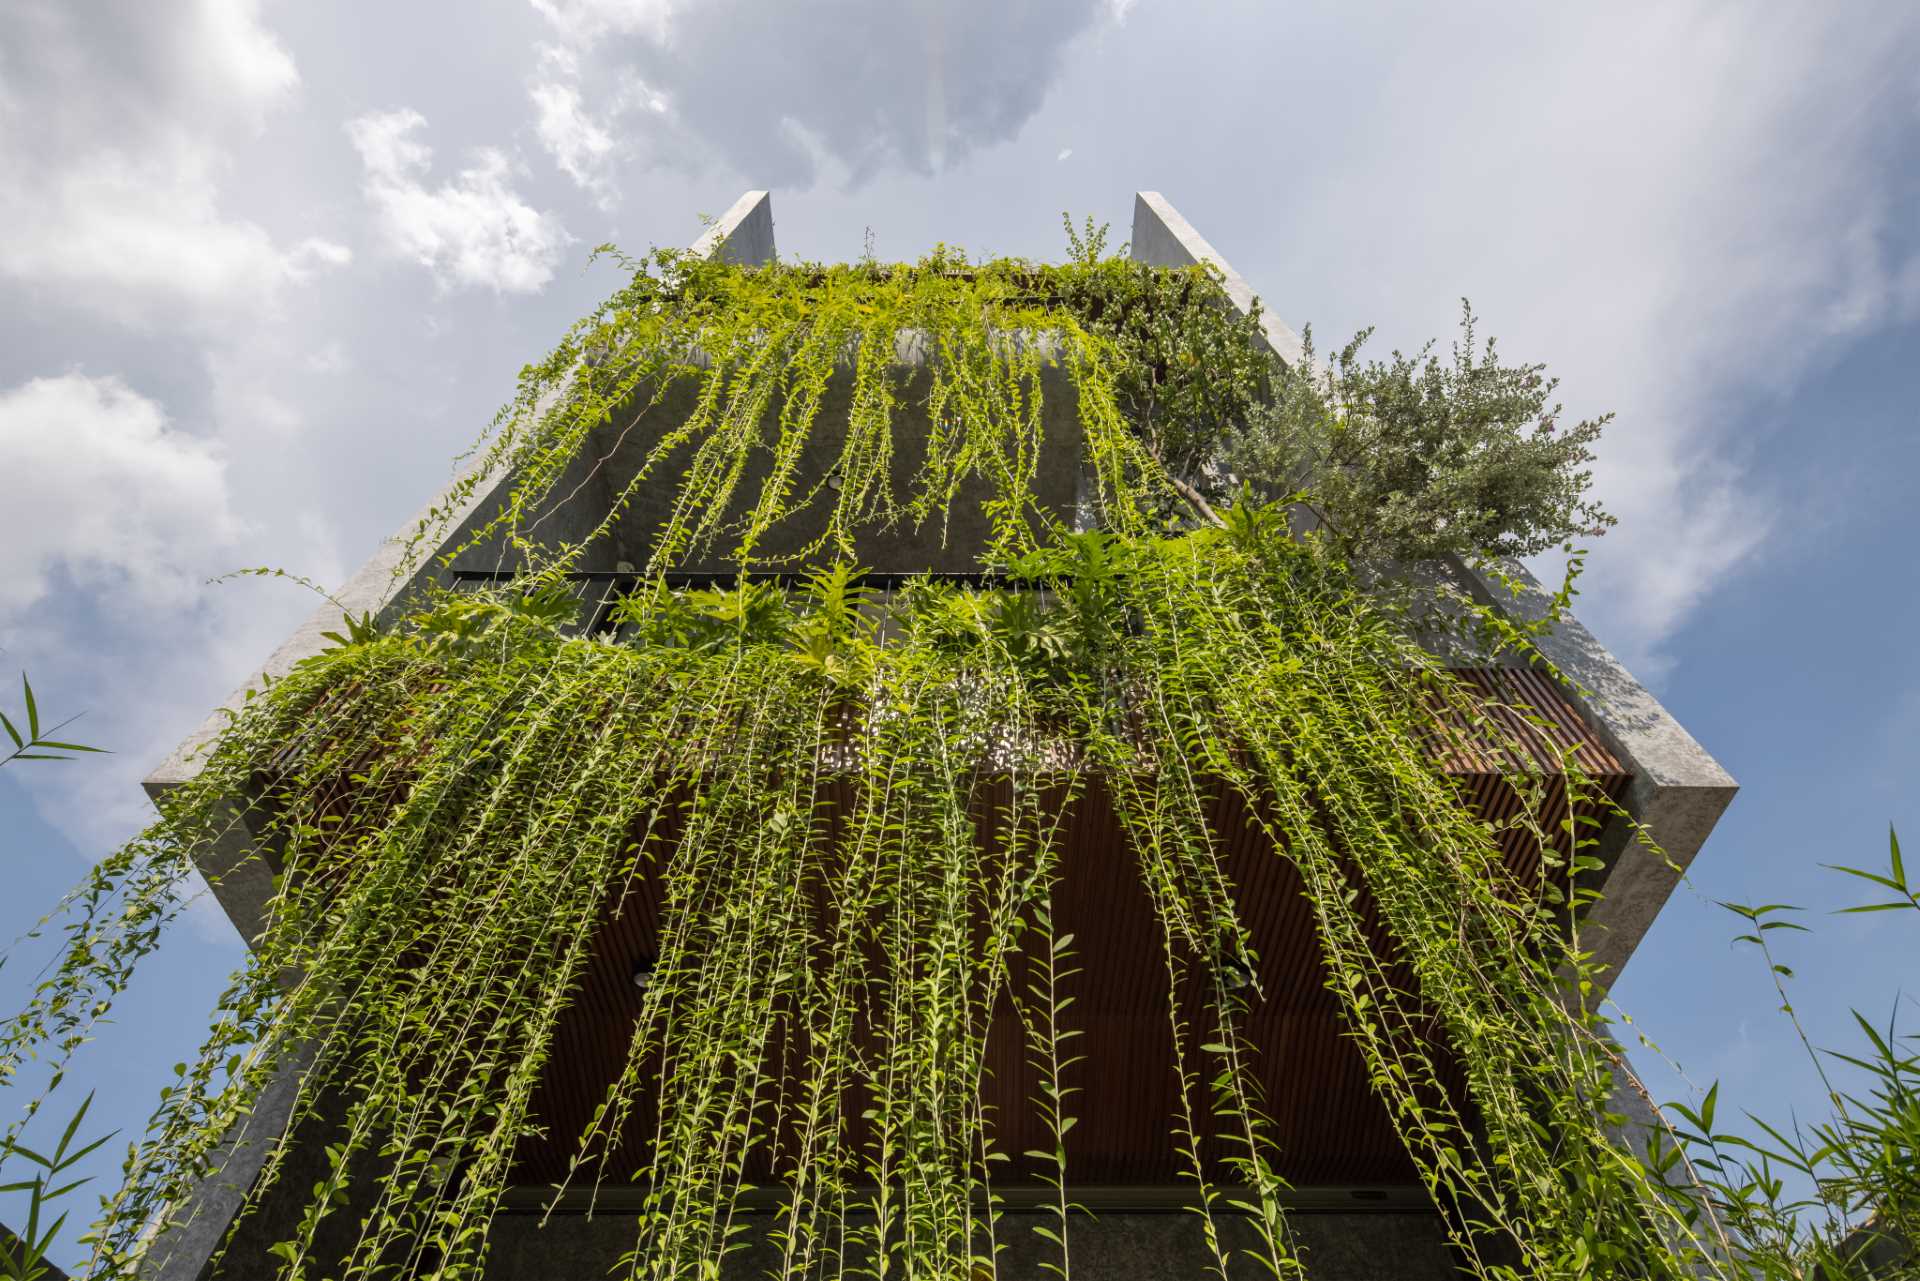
[1451,559,1737,987]
[142,1046,314,1281]
[190,1194,1461,1281]
[491,1206,1461,1281]
[689,190,775,266]
[176,1082,1460,1281]
[1130,191,1309,369]
[189,1113,1463,1281]
[565,351,1084,579]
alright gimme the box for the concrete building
[142,192,1736,1281]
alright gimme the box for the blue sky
[2,1,1918,1266]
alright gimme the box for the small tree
[1221,302,1614,562]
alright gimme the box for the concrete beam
[1129,190,1736,990]
[142,191,776,949]
[688,190,775,266]
[1454,561,1737,985]
[1130,191,1308,368]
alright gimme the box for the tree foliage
[1220,304,1614,562]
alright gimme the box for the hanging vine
[0,245,1736,1281]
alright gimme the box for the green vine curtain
[1,249,1731,1280]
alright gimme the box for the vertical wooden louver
[508,668,1629,1192]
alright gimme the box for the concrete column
[1449,559,1737,985]
[135,1046,312,1281]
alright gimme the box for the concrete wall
[524,352,1085,580]
[175,1084,1461,1281]
[189,1110,1462,1281]
[485,1208,1459,1281]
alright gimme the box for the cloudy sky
[3,0,1919,1257]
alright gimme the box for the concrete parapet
[484,1207,1459,1280]
[689,190,775,266]
[1131,191,1308,368]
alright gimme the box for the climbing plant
[0,243,1753,1281]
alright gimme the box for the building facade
[140,192,1736,1281]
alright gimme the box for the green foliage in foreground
[0,243,1907,1281]
[0,681,107,1281]
[1656,835,1918,1279]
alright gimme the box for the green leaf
[4,1143,52,1170]
[1824,865,1906,893]
[53,1092,92,1162]
[21,673,39,739]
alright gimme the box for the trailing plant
[0,244,1804,1281]
[1054,214,1273,524]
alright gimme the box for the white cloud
[1056,147,1073,162]
[190,0,301,116]
[0,143,350,327]
[304,342,349,374]
[0,0,347,326]
[530,0,675,44]
[347,109,570,293]
[531,80,618,199]
[1234,4,1920,666]
[526,0,1112,185]
[528,42,675,203]
[0,374,247,614]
